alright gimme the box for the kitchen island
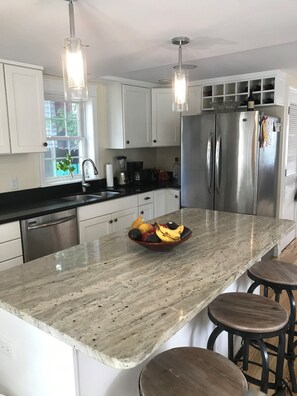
[0,208,294,396]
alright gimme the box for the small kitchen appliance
[116,156,129,185]
[127,161,144,184]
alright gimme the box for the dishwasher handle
[27,215,76,230]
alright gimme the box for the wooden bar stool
[207,292,289,394]
[139,347,248,396]
[248,259,297,392]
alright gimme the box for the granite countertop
[0,181,178,224]
[0,208,294,369]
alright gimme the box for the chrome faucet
[82,158,99,193]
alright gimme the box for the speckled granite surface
[0,209,294,369]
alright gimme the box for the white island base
[0,273,253,396]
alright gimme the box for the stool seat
[248,259,297,287]
[208,292,288,334]
[139,347,248,396]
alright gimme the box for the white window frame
[41,76,98,186]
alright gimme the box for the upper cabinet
[183,86,202,116]
[0,61,47,154]
[106,84,151,149]
[151,88,180,147]
[201,71,286,111]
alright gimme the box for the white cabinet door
[5,64,46,153]
[0,64,10,154]
[166,189,180,214]
[153,189,166,217]
[79,214,112,243]
[112,207,138,232]
[106,84,151,148]
[122,85,151,148]
[139,203,154,222]
[152,88,180,147]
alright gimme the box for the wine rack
[202,73,285,111]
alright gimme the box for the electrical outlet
[10,177,18,190]
[0,335,14,359]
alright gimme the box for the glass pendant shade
[62,37,88,102]
[172,68,189,112]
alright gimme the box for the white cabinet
[0,62,46,154]
[78,196,138,243]
[138,191,154,222]
[166,189,180,214]
[151,88,180,147]
[106,84,151,148]
[0,64,10,154]
[0,221,23,270]
[183,86,202,116]
[201,71,286,111]
[154,188,180,217]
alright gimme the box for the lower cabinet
[78,196,138,243]
[78,189,180,243]
[138,191,154,222]
[0,221,23,270]
[154,188,180,217]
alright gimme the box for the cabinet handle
[153,139,157,143]
[114,218,118,222]
[140,211,144,215]
[126,140,130,144]
[43,142,48,147]
[144,197,151,200]
[175,195,178,198]
[109,220,113,224]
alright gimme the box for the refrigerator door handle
[215,136,221,192]
[206,135,213,192]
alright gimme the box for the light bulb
[172,68,189,112]
[62,37,88,102]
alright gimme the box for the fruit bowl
[128,226,192,251]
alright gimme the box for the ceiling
[1,0,297,84]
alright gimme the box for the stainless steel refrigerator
[181,111,280,217]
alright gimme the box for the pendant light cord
[68,0,76,38]
[178,43,182,70]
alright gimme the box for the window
[42,77,98,185]
[44,97,85,181]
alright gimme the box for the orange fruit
[139,223,154,234]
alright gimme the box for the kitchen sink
[61,194,103,203]
[61,191,121,203]
[94,190,121,198]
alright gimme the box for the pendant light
[62,0,88,102]
[171,37,196,112]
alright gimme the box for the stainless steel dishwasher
[21,208,78,262]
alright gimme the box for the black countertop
[0,180,179,224]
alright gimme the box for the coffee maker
[116,156,129,185]
[127,161,143,185]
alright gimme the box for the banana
[155,223,184,242]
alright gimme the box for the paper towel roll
[106,163,114,188]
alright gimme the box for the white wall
[0,153,41,193]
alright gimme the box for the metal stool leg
[207,326,224,350]
[286,290,297,392]
[275,332,286,391]
[247,281,260,294]
[257,338,269,394]
[228,332,234,361]
[243,339,249,371]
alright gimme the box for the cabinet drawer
[0,239,22,263]
[0,221,21,243]
[138,192,154,206]
[0,256,23,271]
[78,195,138,221]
